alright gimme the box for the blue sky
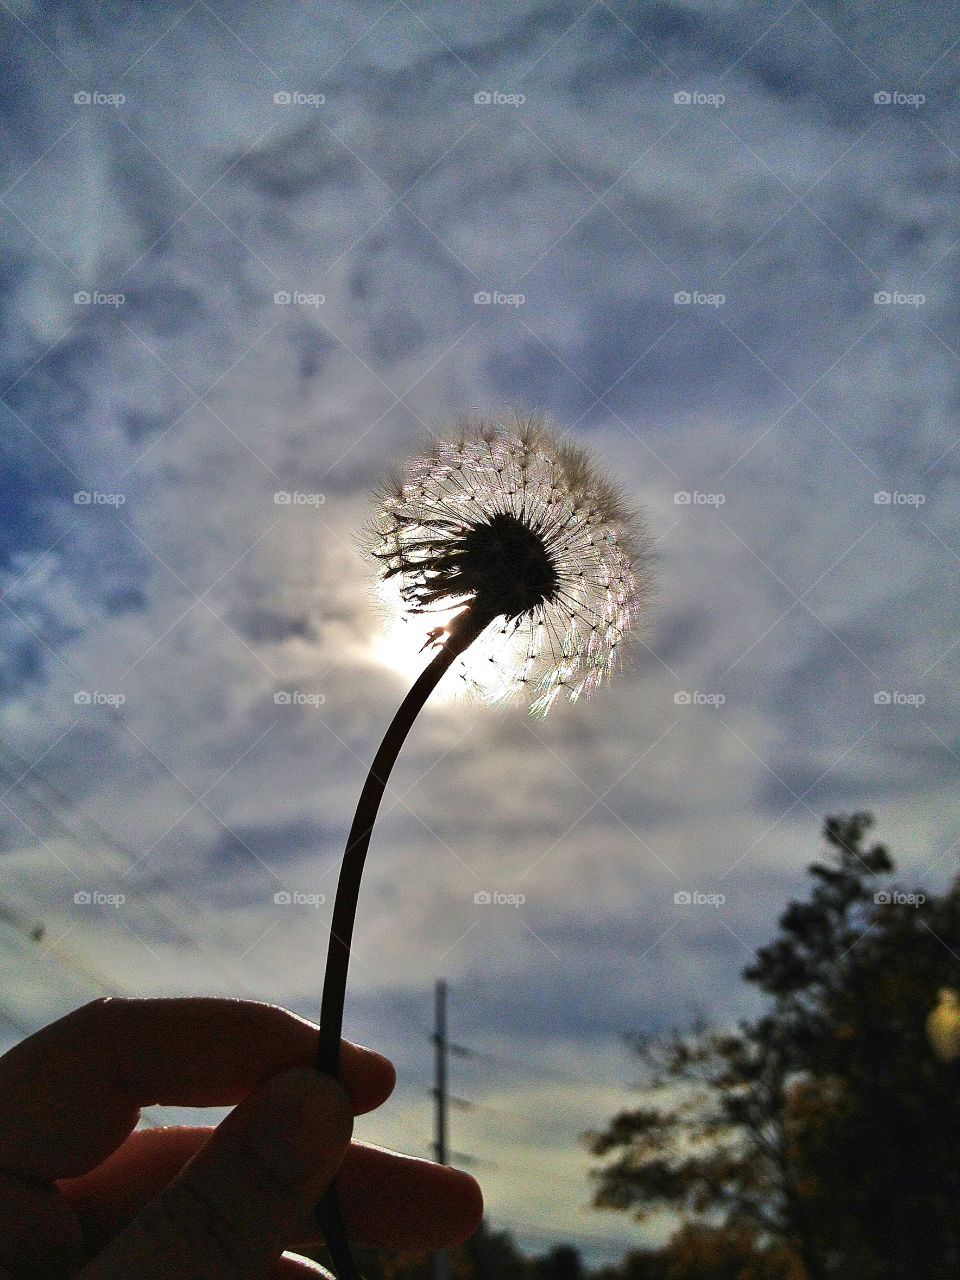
[1,0,959,1264]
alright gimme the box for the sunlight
[368,582,467,697]
[368,581,529,706]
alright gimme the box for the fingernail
[247,1067,353,1189]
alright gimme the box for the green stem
[315,606,488,1280]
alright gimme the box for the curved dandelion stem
[315,605,488,1280]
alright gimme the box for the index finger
[0,998,395,1182]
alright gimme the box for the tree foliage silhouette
[587,813,960,1280]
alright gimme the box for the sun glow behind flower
[368,580,463,691]
[369,576,535,704]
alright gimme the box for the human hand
[0,997,482,1279]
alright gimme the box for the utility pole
[432,979,449,1280]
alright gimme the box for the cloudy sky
[1,0,959,1265]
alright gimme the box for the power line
[456,1042,620,1092]
[0,890,131,999]
[0,740,277,992]
[449,1149,497,1169]
[429,987,593,1171]
[0,740,443,1107]
[449,1093,477,1111]
[0,905,165,1128]
[0,740,449,1037]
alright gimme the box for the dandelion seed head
[364,410,656,715]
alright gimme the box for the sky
[1,0,959,1266]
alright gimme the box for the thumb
[78,1068,353,1280]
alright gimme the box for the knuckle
[75,995,119,1025]
[74,995,137,1038]
[74,997,154,1098]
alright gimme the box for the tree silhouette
[587,814,960,1279]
